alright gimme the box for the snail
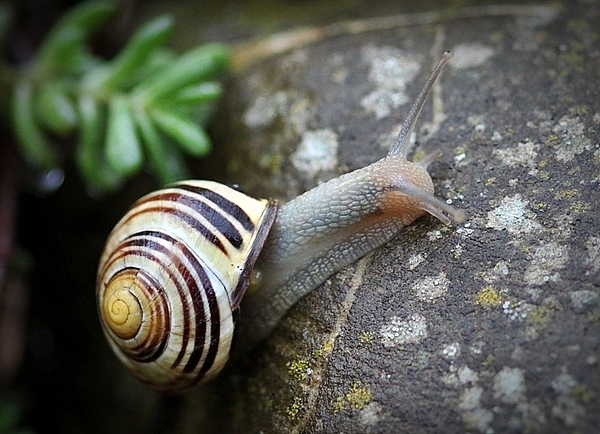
[97,51,465,392]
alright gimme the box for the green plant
[5,0,229,192]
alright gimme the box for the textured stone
[196,2,600,433]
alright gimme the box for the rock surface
[187,2,599,433]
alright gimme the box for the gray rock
[185,2,600,433]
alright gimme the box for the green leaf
[11,80,57,168]
[105,97,143,175]
[150,108,210,156]
[135,43,229,103]
[100,15,174,90]
[36,26,86,73]
[134,109,187,184]
[170,81,222,105]
[35,81,78,134]
[76,95,122,190]
[133,47,176,82]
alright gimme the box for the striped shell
[96,180,277,392]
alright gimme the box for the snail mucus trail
[97,51,465,392]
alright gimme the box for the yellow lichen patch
[412,148,427,163]
[331,396,346,413]
[345,382,373,410]
[571,384,595,403]
[568,104,589,116]
[490,31,504,44]
[482,354,495,368]
[474,286,504,307]
[286,396,304,420]
[585,310,600,323]
[485,177,496,186]
[546,134,560,145]
[331,381,374,413]
[287,358,311,381]
[312,340,334,359]
[358,331,373,344]
[570,201,590,214]
[554,189,579,200]
[528,305,551,327]
[258,152,284,174]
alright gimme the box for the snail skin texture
[97,51,465,392]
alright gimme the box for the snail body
[97,52,465,392]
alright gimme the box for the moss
[474,286,503,307]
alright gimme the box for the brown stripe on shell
[141,190,245,249]
[125,230,223,385]
[175,183,256,232]
[125,231,208,371]
[125,203,228,255]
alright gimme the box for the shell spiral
[96,180,277,392]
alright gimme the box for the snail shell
[97,180,276,391]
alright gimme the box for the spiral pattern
[97,180,276,392]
